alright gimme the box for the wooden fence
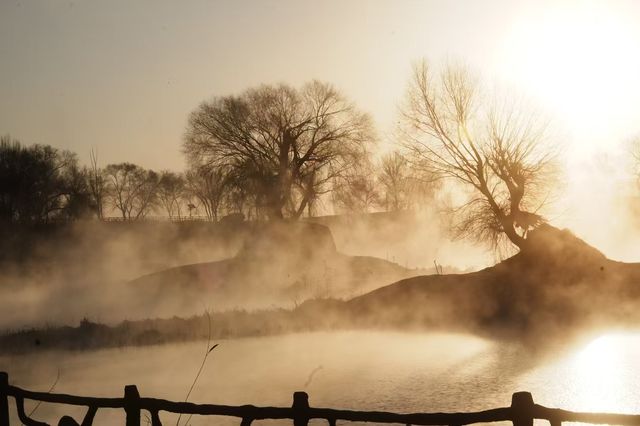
[3,371,640,426]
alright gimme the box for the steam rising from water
[0,221,242,329]
[0,210,487,330]
[4,331,640,425]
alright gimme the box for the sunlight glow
[567,334,631,412]
[499,1,640,156]
[493,1,640,259]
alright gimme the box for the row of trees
[0,139,435,224]
[1,60,560,250]
[181,65,556,250]
[0,140,240,223]
[332,151,438,214]
[0,137,232,223]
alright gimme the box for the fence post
[292,392,309,426]
[124,385,140,426]
[511,392,534,426]
[0,372,9,426]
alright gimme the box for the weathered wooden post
[124,385,141,426]
[0,372,9,426]
[292,392,309,426]
[511,392,534,426]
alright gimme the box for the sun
[497,1,640,157]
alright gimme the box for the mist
[5,331,640,425]
[5,1,640,424]
[0,220,238,329]
[0,207,485,330]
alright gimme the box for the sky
[2,0,640,258]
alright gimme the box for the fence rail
[3,371,640,426]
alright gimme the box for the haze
[2,0,640,261]
[4,2,640,424]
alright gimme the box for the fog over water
[3,212,640,425]
[3,331,640,425]
[5,2,640,426]
[0,211,487,330]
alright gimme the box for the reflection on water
[2,331,640,425]
[521,332,640,415]
[571,334,630,411]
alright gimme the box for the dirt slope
[347,224,640,339]
[129,222,421,316]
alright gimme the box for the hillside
[129,221,422,315]
[347,224,640,340]
[126,223,640,337]
[5,224,640,353]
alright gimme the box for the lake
[2,330,640,425]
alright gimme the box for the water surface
[2,331,640,425]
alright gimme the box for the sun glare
[499,1,640,156]
[566,334,632,412]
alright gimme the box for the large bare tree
[402,61,556,250]
[183,81,374,220]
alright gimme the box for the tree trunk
[500,212,526,250]
[292,195,310,219]
[269,129,295,221]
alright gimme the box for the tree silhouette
[104,163,159,220]
[185,166,229,221]
[157,171,186,220]
[401,61,556,250]
[87,148,107,220]
[60,157,93,220]
[183,81,374,220]
[378,151,440,212]
[333,163,380,214]
[0,136,89,223]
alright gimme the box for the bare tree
[157,171,186,220]
[332,164,380,214]
[183,81,375,220]
[0,136,90,223]
[104,163,159,220]
[87,148,106,219]
[61,159,93,220]
[401,61,556,250]
[378,151,440,212]
[185,166,228,221]
[378,151,420,211]
[379,151,405,211]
